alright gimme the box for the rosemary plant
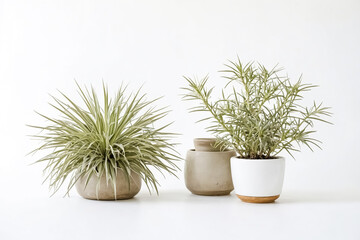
[183,58,332,159]
[29,83,179,196]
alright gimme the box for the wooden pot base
[236,194,280,203]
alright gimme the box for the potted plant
[29,83,179,200]
[183,58,331,203]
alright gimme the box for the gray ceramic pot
[75,169,141,200]
[185,138,236,196]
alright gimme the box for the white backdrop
[1,0,360,239]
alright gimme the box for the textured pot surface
[231,157,285,203]
[185,149,236,195]
[193,138,221,152]
[76,169,141,200]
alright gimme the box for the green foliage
[183,58,332,159]
[29,82,179,196]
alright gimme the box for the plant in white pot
[183,58,331,203]
[29,83,179,200]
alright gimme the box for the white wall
[0,0,359,198]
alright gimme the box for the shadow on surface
[131,189,236,203]
[74,189,360,204]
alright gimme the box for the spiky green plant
[183,58,332,159]
[29,83,179,196]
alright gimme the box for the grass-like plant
[29,83,179,196]
[183,58,332,159]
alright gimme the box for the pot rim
[231,156,285,161]
[188,148,235,153]
[193,138,217,141]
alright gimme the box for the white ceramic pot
[230,156,285,203]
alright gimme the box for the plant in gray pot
[29,83,179,200]
[183,58,331,203]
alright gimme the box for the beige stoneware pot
[76,169,142,200]
[185,138,236,196]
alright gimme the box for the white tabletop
[1,188,359,240]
